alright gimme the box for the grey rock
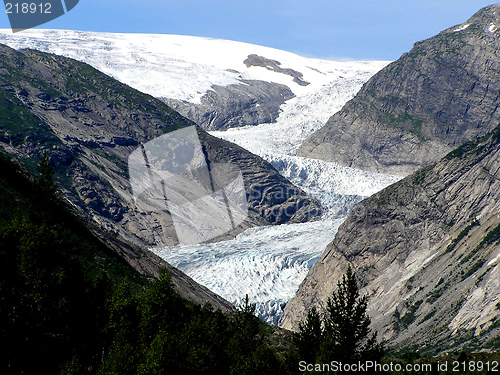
[243,54,309,86]
[299,5,500,176]
[283,127,500,353]
[163,80,294,130]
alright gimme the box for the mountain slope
[0,29,387,131]
[0,43,322,250]
[299,4,500,176]
[282,125,500,353]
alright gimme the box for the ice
[0,29,388,103]
[209,74,375,157]
[152,218,345,324]
[151,148,400,324]
[155,51,398,323]
[197,61,400,322]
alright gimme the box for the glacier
[0,29,400,324]
[153,218,345,325]
[0,29,388,104]
[199,52,399,323]
[148,43,399,323]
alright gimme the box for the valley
[2,3,500,356]
[0,29,398,324]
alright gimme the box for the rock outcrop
[163,80,294,131]
[283,126,500,353]
[299,5,500,176]
[162,54,311,130]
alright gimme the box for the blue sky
[0,1,496,60]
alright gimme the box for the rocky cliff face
[163,79,294,131]
[299,5,500,176]
[283,126,500,353]
[0,44,322,305]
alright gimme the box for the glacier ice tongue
[154,77,400,323]
[151,151,400,324]
[152,218,345,324]
[171,63,400,322]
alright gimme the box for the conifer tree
[295,307,322,363]
[296,266,383,368]
[32,154,60,217]
[35,154,59,200]
[319,266,383,364]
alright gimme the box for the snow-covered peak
[0,29,388,103]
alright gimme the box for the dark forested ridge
[0,154,291,374]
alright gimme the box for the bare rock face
[163,80,294,131]
[0,44,322,307]
[283,127,500,353]
[299,5,500,176]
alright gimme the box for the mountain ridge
[0,33,394,326]
[298,4,500,176]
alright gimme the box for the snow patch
[453,24,470,32]
[489,23,498,33]
[488,252,500,267]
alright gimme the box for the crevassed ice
[152,56,399,323]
